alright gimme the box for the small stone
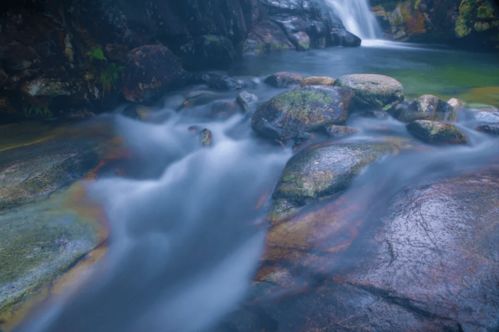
[200,128,213,147]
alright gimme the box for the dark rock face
[223,167,499,332]
[372,0,499,50]
[407,120,468,145]
[122,45,186,103]
[251,86,353,142]
[0,0,356,122]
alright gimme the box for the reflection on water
[16,45,499,332]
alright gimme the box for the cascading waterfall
[325,0,382,40]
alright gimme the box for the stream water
[15,43,499,332]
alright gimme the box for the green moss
[87,47,107,61]
[477,3,495,19]
[99,64,124,92]
[23,106,53,119]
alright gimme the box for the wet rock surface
[335,74,404,111]
[222,167,499,332]
[251,86,353,142]
[0,122,114,325]
[390,94,456,123]
[407,120,468,145]
[122,45,186,103]
[270,141,399,222]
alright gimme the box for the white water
[325,0,382,40]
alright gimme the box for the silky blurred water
[15,44,499,332]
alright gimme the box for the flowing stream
[14,43,499,332]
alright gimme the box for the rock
[465,106,499,124]
[324,124,359,138]
[476,123,499,136]
[195,72,243,91]
[243,21,295,56]
[0,191,101,324]
[122,45,185,103]
[335,74,404,111]
[407,120,467,145]
[251,86,353,142]
[237,91,259,113]
[301,76,335,86]
[270,141,399,222]
[343,167,499,331]
[447,97,465,111]
[21,78,78,97]
[200,128,213,147]
[178,35,238,70]
[330,28,362,47]
[0,138,101,210]
[264,72,305,88]
[389,94,456,123]
[181,91,223,109]
[229,167,499,332]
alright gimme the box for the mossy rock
[270,141,399,222]
[0,192,101,326]
[251,86,353,142]
[407,120,468,145]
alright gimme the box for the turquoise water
[232,44,499,106]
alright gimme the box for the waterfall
[325,0,382,40]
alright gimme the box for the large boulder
[177,35,238,70]
[335,74,404,111]
[389,94,456,122]
[407,120,468,145]
[223,167,499,331]
[122,45,185,103]
[271,141,399,222]
[251,86,353,142]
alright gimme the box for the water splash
[325,0,382,40]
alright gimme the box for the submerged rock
[390,94,456,122]
[324,124,359,138]
[251,86,353,142]
[271,141,399,222]
[407,120,467,145]
[335,74,404,111]
[264,72,305,88]
[477,123,499,136]
[122,45,185,103]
